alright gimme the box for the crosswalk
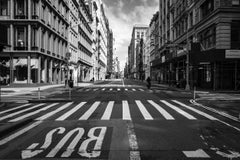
[0,100,218,122]
[77,87,151,92]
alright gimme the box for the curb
[28,99,73,103]
[0,118,33,139]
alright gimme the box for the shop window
[13,57,28,82]
[0,58,10,85]
[0,0,8,16]
[14,26,28,50]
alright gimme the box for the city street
[0,79,240,160]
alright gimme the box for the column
[27,55,31,83]
[28,24,31,50]
[10,0,14,19]
[28,0,31,19]
[49,59,53,83]
[44,58,47,82]
[10,24,13,51]
[10,54,14,84]
[58,62,62,84]
[38,56,41,83]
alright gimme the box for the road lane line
[135,100,153,120]
[127,122,141,160]
[0,104,45,121]
[101,101,114,120]
[79,101,100,120]
[0,121,42,145]
[183,149,210,158]
[10,103,59,122]
[0,104,31,115]
[110,88,113,91]
[125,88,128,91]
[139,89,144,91]
[36,102,73,121]
[102,88,105,91]
[117,88,121,91]
[132,89,136,91]
[160,100,196,120]
[172,100,218,120]
[148,100,174,120]
[122,101,131,120]
[56,102,86,121]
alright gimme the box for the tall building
[107,30,114,79]
[87,0,108,80]
[157,0,240,90]
[0,0,69,84]
[75,0,93,82]
[148,11,159,81]
[128,24,148,79]
[143,27,151,79]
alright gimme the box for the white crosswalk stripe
[172,100,218,120]
[56,102,86,121]
[122,101,131,120]
[36,102,73,121]
[101,101,114,120]
[148,100,175,120]
[160,100,196,120]
[79,101,100,120]
[0,103,31,115]
[10,103,59,122]
[0,100,220,122]
[135,100,153,120]
[0,103,45,121]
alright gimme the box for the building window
[0,0,8,16]
[199,26,216,50]
[31,1,38,18]
[15,0,27,19]
[200,0,214,19]
[14,26,27,50]
[231,21,240,49]
[31,27,37,50]
[232,0,240,5]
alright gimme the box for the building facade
[107,30,114,79]
[156,0,240,90]
[0,0,69,85]
[128,24,148,79]
[87,0,108,80]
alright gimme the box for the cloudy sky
[102,0,159,70]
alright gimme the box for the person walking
[146,76,151,89]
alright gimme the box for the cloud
[103,0,159,70]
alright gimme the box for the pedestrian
[146,76,151,89]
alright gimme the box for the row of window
[41,3,68,38]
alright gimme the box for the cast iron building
[87,0,108,80]
[129,24,148,79]
[157,0,240,90]
[0,0,69,84]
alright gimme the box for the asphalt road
[0,79,240,160]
